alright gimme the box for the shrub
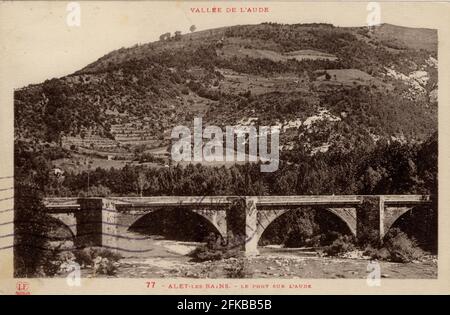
[323,235,356,256]
[188,233,243,262]
[57,251,79,274]
[357,230,381,248]
[362,245,379,258]
[29,247,78,277]
[366,228,424,263]
[74,247,122,275]
[189,245,222,262]
[93,256,119,276]
[35,248,67,277]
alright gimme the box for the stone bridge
[43,195,432,255]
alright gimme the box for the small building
[52,168,64,177]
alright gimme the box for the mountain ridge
[14,22,437,166]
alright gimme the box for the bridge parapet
[43,195,431,210]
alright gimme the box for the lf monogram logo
[16,281,31,295]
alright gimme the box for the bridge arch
[257,207,356,246]
[125,208,227,241]
[47,213,77,240]
[382,204,437,249]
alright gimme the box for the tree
[136,170,149,197]
[14,141,53,276]
[79,184,111,197]
[190,25,196,33]
[159,32,171,41]
[174,31,182,41]
[42,79,74,143]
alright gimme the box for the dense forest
[33,133,436,197]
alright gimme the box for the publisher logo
[16,281,31,295]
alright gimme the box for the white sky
[0,1,445,89]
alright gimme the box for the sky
[0,1,444,89]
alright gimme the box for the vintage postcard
[0,0,449,295]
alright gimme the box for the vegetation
[40,132,437,197]
[323,235,356,256]
[15,24,437,151]
[364,228,424,263]
[188,234,243,262]
[74,247,122,276]
[14,140,55,276]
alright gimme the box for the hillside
[14,22,438,165]
[367,23,437,52]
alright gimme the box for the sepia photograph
[0,1,448,295]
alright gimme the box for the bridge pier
[355,196,380,243]
[76,198,118,251]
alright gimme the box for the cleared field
[53,153,164,173]
[217,68,309,95]
[313,68,392,90]
[221,45,338,63]
[283,49,338,61]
